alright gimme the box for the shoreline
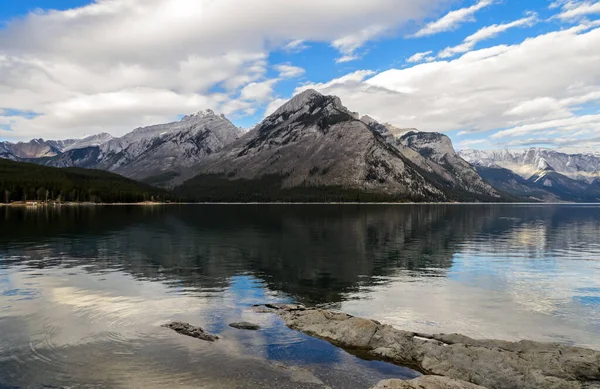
[1,201,597,206]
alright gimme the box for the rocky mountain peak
[273,89,323,114]
[537,158,554,171]
[359,115,395,139]
[181,109,220,122]
[398,131,455,159]
[254,90,358,141]
[269,89,352,119]
[359,115,377,125]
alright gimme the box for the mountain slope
[474,165,559,202]
[60,133,114,151]
[0,159,171,203]
[177,90,502,202]
[527,163,600,202]
[29,146,103,169]
[0,138,63,159]
[0,142,17,160]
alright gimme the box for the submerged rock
[272,362,327,386]
[162,321,218,342]
[371,376,486,389]
[263,306,600,389]
[229,321,261,330]
[265,303,307,311]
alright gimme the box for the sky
[0,0,599,150]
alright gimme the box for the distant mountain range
[1,90,598,202]
[0,133,113,160]
[460,149,600,202]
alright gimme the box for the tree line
[0,159,173,203]
[174,173,417,203]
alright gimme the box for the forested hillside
[0,159,172,203]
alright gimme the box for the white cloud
[239,79,279,103]
[552,0,600,20]
[281,39,309,53]
[335,54,362,63]
[264,98,288,117]
[273,63,305,79]
[292,25,600,146]
[0,0,446,141]
[296,70,377,93]
[491,114,600,139]
[407,50,433,63]
[411,0,495,38]
[438,13,538,58]
[455,138,490,149]
[331,25,385,62]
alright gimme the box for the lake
[1,204,599,388]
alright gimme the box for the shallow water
[1,204,599,388]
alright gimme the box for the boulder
[229,321,261,330]
[162,321,218,342]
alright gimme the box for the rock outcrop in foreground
[263,305,600,389]
[371,376,485,389]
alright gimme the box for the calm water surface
[1,204,599,388]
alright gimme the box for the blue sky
[0,0,599,150]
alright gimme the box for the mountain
[0,133,113,160]
[396,131,501,200]
[175,90,502,202]
[60,133,114,151]
[33,110,242,183]
[474,165,559,202]
[0,138,63,159]
[459,148,600,183]
[0,159,171,203]
[0,142,17,160]
[527,162,600,202]
[28,146,103,169]
[461,148,600,202]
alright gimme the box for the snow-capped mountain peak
[181,109,219,121]
[537,158,554,171]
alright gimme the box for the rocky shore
[261,304,600,389]
[163,305,600,389]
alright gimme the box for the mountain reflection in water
[1,204,599,388]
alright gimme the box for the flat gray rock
[263,305,600,389]
[229,321,261,330]
[371,376,486,389]
[162,321,218,341]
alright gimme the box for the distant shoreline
[0,201,167,207]
[1,201,597,206]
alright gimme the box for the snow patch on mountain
[62,133,114,151]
